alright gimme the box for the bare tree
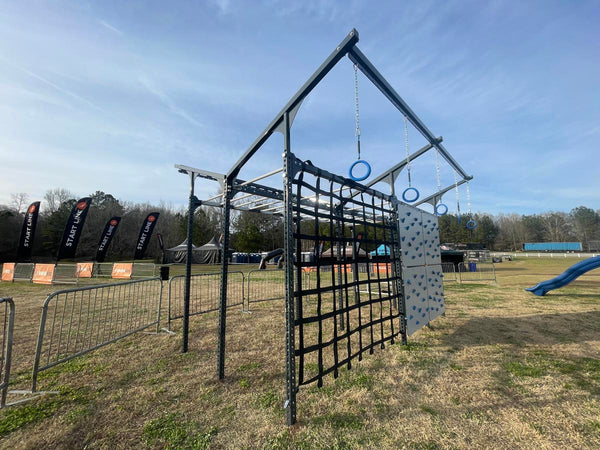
[10,192,29,214]
[43,188,73,214]
[541,212,574,242]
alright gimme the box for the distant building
[523,242,582,252]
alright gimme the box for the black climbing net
[291,161,404,388]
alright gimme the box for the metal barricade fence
[14,263,35,282]
[31,277,163,391]
[247,269,286,306]
[441,263,458,282]
[0,298,15,407]
[92,263,114,278]
[132,263,156,278]
[458,262,496,283]
[53,264,78,285]
[247,269,314,307]
[167,271,245,328]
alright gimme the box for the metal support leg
[392,212,408,346]
[182,174,197,353]
[217,182,232,380]
[283,112,297,426]
[335,216,344,330]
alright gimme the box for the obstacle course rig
[176,29,473,425]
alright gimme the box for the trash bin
[468,262,477,272]
[159,266,170,280]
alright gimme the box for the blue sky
[1,0,598,215]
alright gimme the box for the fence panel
[53,264,78,285]
[441,263,458,282]
[0,298,15,407]
[458,262,496,283]
[92,263,114,278]
[247,269,286,305]
[132,263,156,278]
[14,263,35,282]
[168,271,245,327]
[32,278,163,391]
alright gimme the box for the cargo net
[291,163,402,388]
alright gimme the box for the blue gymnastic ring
[466,219,477,230]
[402,187,419,203]
[435,203,448,216]
[349,159,371,181]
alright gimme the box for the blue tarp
[370,244,390,256]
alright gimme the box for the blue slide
[526,255,600,296]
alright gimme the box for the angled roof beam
[227,29,360,181]
[175,164,225,184]
[365,140,439,194]
[348,47,472,181]
[413,178,469,208]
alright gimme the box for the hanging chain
[353,64,361,160]
[404,115,411,186]
[466,181,472,215]
[454,170,461,215]
[435,149,442,191]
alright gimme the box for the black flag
[17,201,40,261]
[57,197,92,260]
[134,212,160,260]
[95,216,121,262]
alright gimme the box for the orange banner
[1,263,15,282]
[112,263,133,279]
[373,263,392,273]
[76,262,94,278]
[33,264,55,285]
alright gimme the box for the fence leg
[31,305,49,393]
[0,299,14,407]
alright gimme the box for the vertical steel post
[283,112,297,425]
[217,179,232,380]
[335,209,344,330]
[182,174,195,353]
[393,206,408,345]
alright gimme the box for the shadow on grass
[445,311,600,348]
[541,291,600,299]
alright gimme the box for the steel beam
[348,47,472,181]
[413,178,469,208]
[282,112,297,426]
[175,164,225,184]
[365,140,439,192]
[227,29,360,181]
[217,183,232,380]
[181,172,197,353]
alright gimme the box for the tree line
[1,189,598,263]
[439,206,600,251]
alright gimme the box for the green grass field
[0,257,598,449]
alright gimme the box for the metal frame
[175,28,473,425]
[167,271,245,330]
[31,277,163,391]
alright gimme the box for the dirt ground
[0,257,598,449]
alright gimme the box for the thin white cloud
[0,58,104,112]
[99,20,123,36]
[139,75,202,128]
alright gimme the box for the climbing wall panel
[422,211,441,265]
[398,204,445,335]
[402,266,429,336]
[398,203,424,267]
[426,264,445,322]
